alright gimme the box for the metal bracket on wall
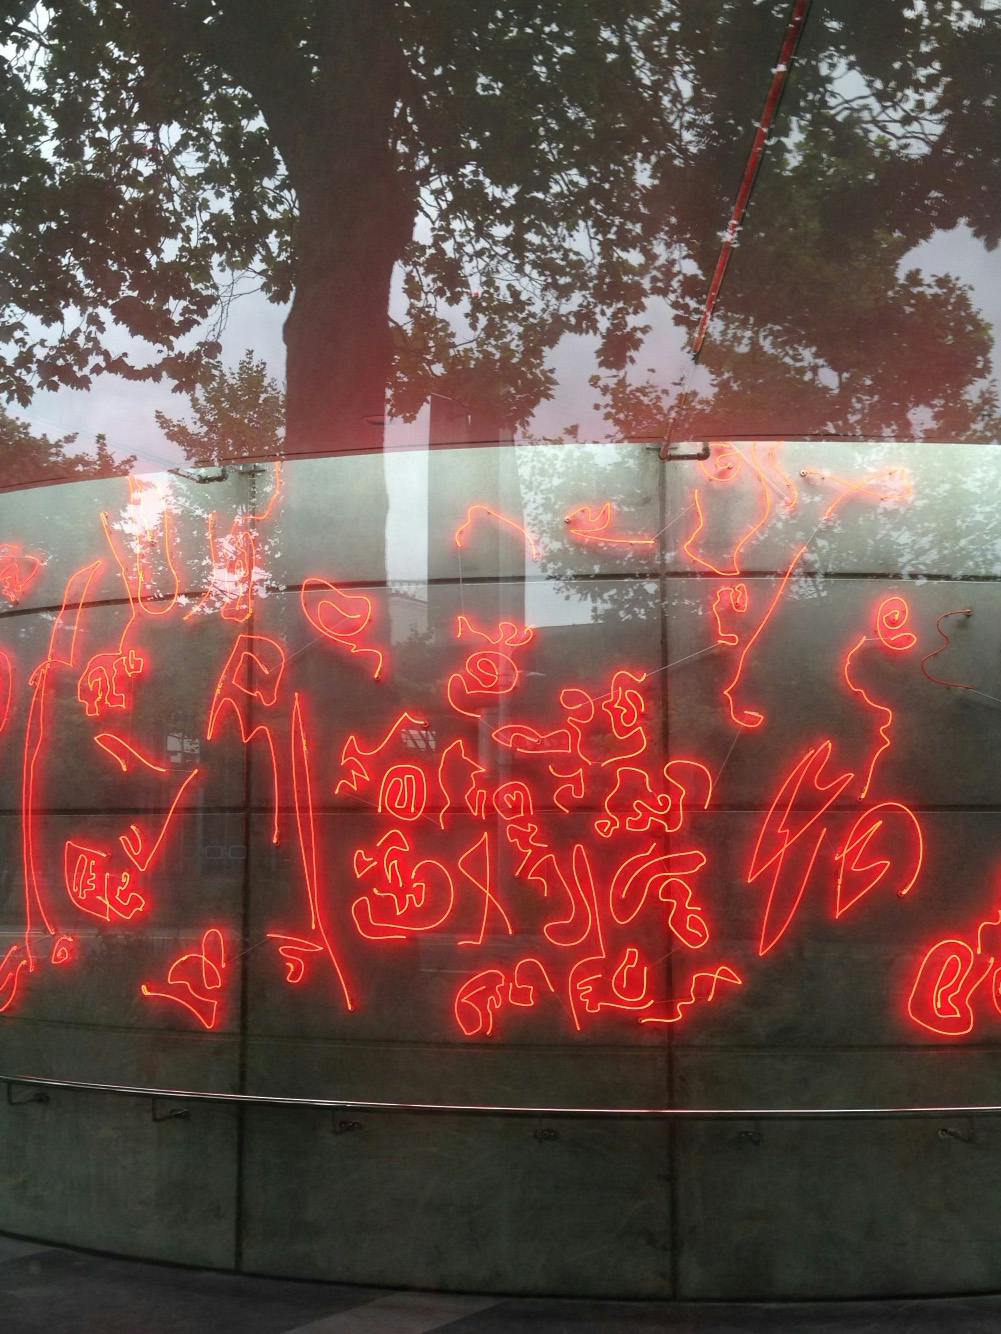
[658,440,711,462]
[151,1099,190,1124]
[167,465,228,485]
[938,1121,974,1144]
[734,1122,762,1145]
[5,1081,49,1107]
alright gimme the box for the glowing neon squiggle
[920,608,974,691]
[453,505,541,561]
[22,562,103,970]
[564,503,655,548]
[748,740,853,956]
[291,692,354,1008]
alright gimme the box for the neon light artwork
[454,504,541,561]
[0,946,27,1014]
[76,479,187,718]
[207,633,286,845]
[457,832,514,947]
[834,803,924,918]
[907,909,1001,1037]
[350,828,456,940]
[446,617,536,720]
[22,562,103,969]
[454,958,556,1038]
[564,503,655,549]
[610,846,710,947]
[284,692,353,1006]
[94,732,169,774]
[101,479,180,615]
[141,928,227,1031]
[0,544,43,605]
[300,577,384,680]
[63,840,146,922]
[840,595,917,799]
[0,448,983,1050]
[0,649,13,734]
[637,966,743,1027]
[720,543,807,729]
[682,444,774,577]
[185,462,283,623]
[118,766,200,872]
[711,584,748,646]
[748,741,854,956]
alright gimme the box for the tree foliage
[155,349,284,463]
[0,1,999,451]
[0,408,134,485]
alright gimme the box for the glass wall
[0,438,998,1099]
[4,438,1001,1294]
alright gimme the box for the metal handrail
[1,1072,999,1119]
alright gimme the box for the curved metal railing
[2,1072,999,1120]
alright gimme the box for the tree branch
[124,0,317,182]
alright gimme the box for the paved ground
[5,1233,1001,1332]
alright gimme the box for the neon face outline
[683,444,774,578]
[841,596,915,799]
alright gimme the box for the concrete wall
[2,440,1001,1298]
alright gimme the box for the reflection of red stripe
[692,0,811,356]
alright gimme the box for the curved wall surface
[2,440,1001,1298]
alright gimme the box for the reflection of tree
[0,410,135,487]
[685,110,1001,442]
[598,3,1001,442]
[0,1,998,455]
[520,444,659,632]
[1,2,714,450]
[155,351,284,464]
